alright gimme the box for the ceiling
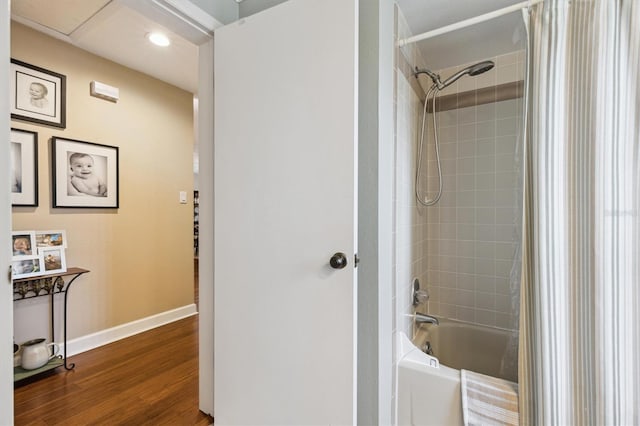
[10,0,529,94]
[396,0,528,70]
[10,0,209,94]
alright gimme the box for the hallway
[14,315,211,425]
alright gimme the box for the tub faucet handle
[414,289,429,305]
[412,278,429,306]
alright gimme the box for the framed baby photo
[10,59,66,129]
[10,128,38,207]
[40,247,67,275]
[52,137,119,208]
[11,231,36,259]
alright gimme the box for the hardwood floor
[14,315,212,426]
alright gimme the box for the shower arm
[415,67,444,90]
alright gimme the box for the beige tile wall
[422,52,526,331]
[394,47,526,335]
[394,7,430,342]
[395,64,427,338]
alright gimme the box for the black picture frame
[52,137,119,208]
[10,58,66,129]
[11,128,38,207]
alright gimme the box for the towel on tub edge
[461,369,519,426]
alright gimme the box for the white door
[213,0,358,424]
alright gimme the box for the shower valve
[412,278,429,306]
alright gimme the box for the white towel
[461,369,519,426]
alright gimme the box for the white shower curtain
[519,0,640,425]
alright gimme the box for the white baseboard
[61,304,198,357]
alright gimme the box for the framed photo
[10,128,38,207]
[12,231,36,258]
[52,137,119,208]
[11,257,44,280]
[35,230,67,249]
[40,247,67,274]
[10,59,66,129]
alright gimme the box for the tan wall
[11,23,195,341]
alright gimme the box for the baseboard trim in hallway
[62,304,198,357]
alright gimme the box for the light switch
[179,191,188,204]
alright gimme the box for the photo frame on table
[11,231,36,258]
[11,257,44,280]
[10,59,66,129]
[40,247,67,274]
[52,137,119,208]
[11,231,43,279]
[11,230,69,279]
[35,230,67,249]
[10,128,38,207]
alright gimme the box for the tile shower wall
[422,54,525,331]
[394,7,430,341]
[393,6,526,419]
[395,61,428,339]
[394,43,525,339]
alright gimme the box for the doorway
[7,0,211,420]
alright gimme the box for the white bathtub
[416,318,519,382]
[397,318,519,425]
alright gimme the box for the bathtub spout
[415,312,439,325]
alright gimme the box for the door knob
[329,252,348,269]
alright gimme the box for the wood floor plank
[14,315,212,426]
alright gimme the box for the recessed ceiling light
[147,32,170,47]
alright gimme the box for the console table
[13,267,89,381]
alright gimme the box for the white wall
[357,1,395,424]
[0,0,14,422]
[197,38,214,417]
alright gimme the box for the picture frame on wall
[10,128,38,207]
[10,59,66,129]
[52,137,119,208]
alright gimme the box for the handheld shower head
[469,60,495,76]
[414,58,496,207]
[440,60,495,88]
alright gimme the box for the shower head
[468,60,495,76]
[440,60,495,88]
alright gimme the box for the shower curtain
[519,0,640,425]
